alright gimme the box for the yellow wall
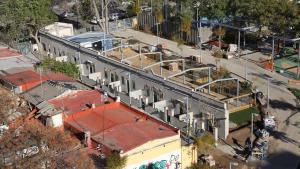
[122,134,196,169]
[181,144,197,169]
[124,135,181,169]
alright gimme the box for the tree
[200,0,227,22]
[106,151,127,169]
[40,58,80,79]
[79,0,94,21]
[194,133,215,153]
[0,0,57,50]
[0,120,95,169]
[213,26,226,50]
[180,13,193,42]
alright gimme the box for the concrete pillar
[214,127,218,146]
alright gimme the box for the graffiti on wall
[134,154,180,169]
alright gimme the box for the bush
[40,58,80,79]
[106,152,127,169]
[212,51,225,58]
[194,133,215,152]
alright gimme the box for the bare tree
[0,120,95,169]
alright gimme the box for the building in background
[65,32,113,51]
[44,22,74,38]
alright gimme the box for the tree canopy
[40,58,80,79]
[0,0,57,46]
[106,151,127,169]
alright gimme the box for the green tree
[106,151,127,169]
[200,0,227,22]
[194,133,215,153]
[180,13,193,42]
[213,26,226,50]
[40,58,80,79]
[79,0,94,21]
[0,0,57,50]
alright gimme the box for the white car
[140,6,152,12]
[90,16,105,24]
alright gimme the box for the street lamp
[194,1,201,58]
[229,162,238,169]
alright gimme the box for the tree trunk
[31,31,43,57]
[92,0,105,32]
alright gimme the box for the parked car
[109,13,119,21]
[90,16,105,25]
[60,11,74,18]
[140,5,152,12]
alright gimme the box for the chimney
[91,103,96,109]
[116,96,120,102]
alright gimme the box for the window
[53,47,56,55]
[89,64,95,74]
[132,80,136,90]
[42,43,46,51]
[74,56,77,63]
[121,76,125,85]
[115,73,119,81]
[104,69,108,78]
[110,73,114,82]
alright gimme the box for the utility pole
[297,42,300,79]
[267,78,271,109]
[185,96,189,135]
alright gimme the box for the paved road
[112,29,300,169]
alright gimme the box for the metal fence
[137,12,213,45]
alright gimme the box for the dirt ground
[227,126,252,148]
[208,148,249,169]
[207,127,254,169]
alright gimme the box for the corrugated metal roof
[64,102,179,153]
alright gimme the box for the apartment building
[39,27,253,139]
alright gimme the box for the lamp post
[229,162,238,169]
[195,1,201,59]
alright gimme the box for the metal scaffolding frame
[194,78,239,98]
[143,58,185,76]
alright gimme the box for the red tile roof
[64,102,178,153]
[0,70,45,86]
[49,90,113,115]
[0,48,22,59]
